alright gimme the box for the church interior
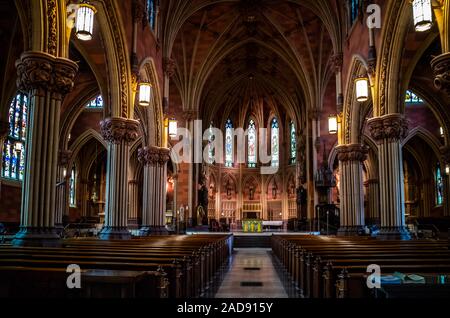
[1,0,450,300]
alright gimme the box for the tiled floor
[214,248,289,298]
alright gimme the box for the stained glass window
[225,119,233,167]
[349,0,360,25]
[2,93,28,181]
[248,119,257,168]
[86,95,103,108]
[271,118,279,167]
[147,0,156,30]
[207,123,215,164]
[69,167,76,207]
[290,121,296,165]
[405,90,423,104]
[436,163,443,206]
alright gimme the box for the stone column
[12,52,78,246]
[55,150,72,232]
[431,1,450,96]
[80,179,89,217]
[128,180,139,228]
[138,146,170,235]
[336,144,368,235]
[99,117,139,240]
[421,178,433,217]
[365,179,380,224]
[368,114,410,240]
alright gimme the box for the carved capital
[16,51,78,95]
[308,109,320,121]
[58,150,72,166]
[331,53,343,73]
[336,143,368,162]
[182,110,198,121]
[100,117,140,144]
[367,114,408,143]
[164,57,176,78]
[431,52,450,96]
[53,58,78,95]
[138,146,171,166]
[132,0,146,22]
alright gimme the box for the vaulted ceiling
[166,0,339,127]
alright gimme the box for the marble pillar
[368,114,411,240]
[128,180,139,228]
[12,52,78,246]
[138,146,170,235]
[55,150,72,233]
[365,179,380,224]
[98,117,139,240]
[336,144,368,235]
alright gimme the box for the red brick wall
[0,183,21,224]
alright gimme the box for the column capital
[308,109,320,121]
[132,0,146,22]
[163,57,176,78]
[182,110,198,121]
[58,150,72,166]
[100,117,140,144]
[336,143,368,162]
[138,146,171,166]
[330,53,343,73]
[431,52,450,96]
[15,51,78,95]
[367,114,408,143]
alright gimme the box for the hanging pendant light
[328,115,338,135]
[412,0,433,32]
[75,1,97,41]
[440,126,444,138]
[168,118,178,139]
[446,164,450,175]
[355,77,369,102]
[138,82,152,106]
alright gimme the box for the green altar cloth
[242,219,262,233]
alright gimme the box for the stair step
[233,235,272,248]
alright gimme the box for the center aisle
[214,248,288,298]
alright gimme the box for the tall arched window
[271,118,279,167]
[289,121,296,165]
[86,95,103,109]
[207,123,215,164]
[248,119,257,168]
[436,162,443,206]
[147,0,156,30]
[2,93,28,181]
[69,166,76,207]
[225,119,233,167]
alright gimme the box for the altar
[242,219,262,233]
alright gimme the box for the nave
[1,233,450,299]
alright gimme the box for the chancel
[0,0,450,301]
